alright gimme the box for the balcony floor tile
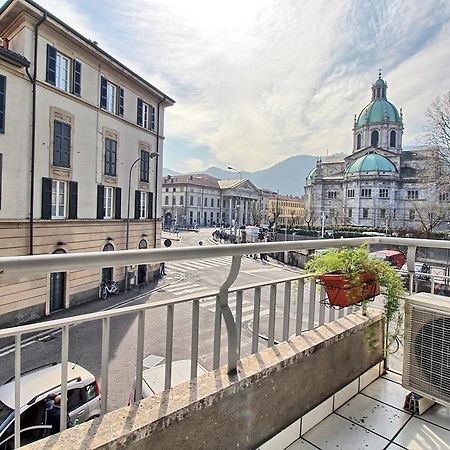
[361,376,412,411]
[418,403,450,431]
[394,417,450,450]
[285,438,319,449]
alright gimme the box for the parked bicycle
[100,280,120,299]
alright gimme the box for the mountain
[163,154,326,196]
[163,168,181,177]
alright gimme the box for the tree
[301,209,318,231]
[412,199,448,238]
[250,202,262,225]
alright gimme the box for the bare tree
[412,199,448,238]
[250,202,262,226]
[302,209,318,231]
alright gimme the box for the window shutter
[46,44,57,85]
[100,76,107,109]
[68,181,78,219]
[0,75,5,134]
[97,185,105,219]
[119,88,124,117]
[137,98,143,125]
[148,192,154,219]
[115,187,122,219]
[0,153,2,210]
[135,190,140,219]
[72,60,82,96]
[42,177,53,219]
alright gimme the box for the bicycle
[100,280,119,299]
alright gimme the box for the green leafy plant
[305,246,405,353]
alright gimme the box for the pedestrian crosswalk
[165,256,252,273]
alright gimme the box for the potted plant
[305,246,404,318]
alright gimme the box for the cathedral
[304,72,447,232]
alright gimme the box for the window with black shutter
[72,60,82,96]
[68,181,78,219]
[134,190,140,219]
[100,76,107,109]
[0,75,5,134]
[140,150,149,182]
[119,88,124,117]
[46,44,57,85]
[104,138,117,176]
[137,98,143,125]
[53,121,71,168]
[42,177,53,219]
[148,192,154,219]
[97,185,105,219]
[115,187,122,219]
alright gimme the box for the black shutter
[46,44,57,85]
[135,190,140,219]
[119,88,124,117]
[72,60,82,96]
[115,187,122,219]
[42,177,53,219]
[137,98,143,125]
[100,76,107,109]
[68,181,78,219]
[0,153,2,210]
[0,75,5,134]
[97,185,105,219]
[148,192,154,219]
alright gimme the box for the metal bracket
[219,255,241,374]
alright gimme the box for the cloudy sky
[4,0,449,172]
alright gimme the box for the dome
[357,99,400,126]
[347,152,397,175]
[306,167,316,182]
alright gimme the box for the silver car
[0,362,100,448]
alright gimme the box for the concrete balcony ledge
[25,310,384,450]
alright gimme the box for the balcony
[0,237,449,449]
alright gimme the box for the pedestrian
[45,394,73,435]
[160,262,166,276]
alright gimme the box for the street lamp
[228,166,243,239]
[125,152,159,291]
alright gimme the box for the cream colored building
[265,192,304,228]
[0,0,174,326]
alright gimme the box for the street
[0,229,308,411]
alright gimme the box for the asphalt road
[0,229,311,412]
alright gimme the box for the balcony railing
[0,236,449,448]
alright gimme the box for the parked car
[0,362,100,448]
[399,262,430,281]
[369,250,406,268]
[129,355,208,403]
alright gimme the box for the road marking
[169,286,212,296]
[163,282,201,293]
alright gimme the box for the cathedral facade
[304,73,447,232]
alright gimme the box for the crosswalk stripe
[230,304,254,314]
[242,309,270,322]
[170,286,212,296]
[164,283,201,293]
[165,257,254,273]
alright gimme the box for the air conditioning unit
[403,292,450,408]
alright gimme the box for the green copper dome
[347,152,397,175]
[306,167,316,182]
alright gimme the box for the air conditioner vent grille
[404,305,450,404]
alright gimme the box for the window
[100,76,123,115]
[198,197,201,206]
[165,187,169,192]
[189,196,194,206]
[347,189,355,198]
[439,192,449,202]
[106,82,116,113]
[210,198,214,207]
[0,74,5,133]
[104,186,114,219]
[407,190,419,200]
[409,209,415,220]
[165,195,169,205]
[371,130,379,147]
[210,212,214,223]
[85,382,98,402]
[173,188,176,192]
[139,191,148,219]
[380,209,386,219]
[394,191,399,200]
[172,196,176,205]
[356,133,361,150]
[327,191,337,199]
[137,99,155,130]
[379,188,389,198]
[390,130,396,148]
[104,138,117,176]
[348,208,352,218]
[217,198,220,207]
[362,208,369,219]
[46,45,82,96]
[150,105,156,130]
[53,121,71,168]
[51,180,66,219]
[67,388,84,412]
[204,197,208,206]
[56,53,69,91]
[180,196,184,205]
[140,150,150,182]
[361,188,372,198]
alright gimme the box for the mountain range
[163,155,321,196]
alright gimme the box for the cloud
[5,0,449,171]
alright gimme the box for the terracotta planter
[319,272,380,307]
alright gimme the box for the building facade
[305,73,449,232]
[0,0,174,326]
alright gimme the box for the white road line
[163,283,201,293]
[242,309,270,322]
[170,286,213,296]
[230,304,254,314]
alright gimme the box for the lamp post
[228,166,242,239]
[125,152,158,291]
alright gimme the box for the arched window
[102,243,114,284]
[371,130,379,148]
[390,130,396,148]
[50,249,66,312]
[139,239,148,249]
[356,134,362,150]
[103,243,114,252]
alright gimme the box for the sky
[3,0,449,172]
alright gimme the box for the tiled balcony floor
[288,371,450,450]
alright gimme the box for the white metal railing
[0,236,450,448]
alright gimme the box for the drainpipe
[154,96,166,247]
[28,12,47,255]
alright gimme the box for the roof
[163,174,220,189]
[346,152,397,175]
[0,0,174,105]
[306,167,316,182]
[0,46,29,67]
[0,363,93,409]
[217,179,244,189]
[357,98,400,126]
